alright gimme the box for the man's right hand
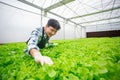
[34,52,53,66]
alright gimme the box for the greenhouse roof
[11,0,120,27]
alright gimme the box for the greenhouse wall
[86,22,120,32]
[0,2,41,43]
[87,30,120,37]
[85,22,120,37]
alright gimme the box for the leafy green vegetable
[0,37,120,80]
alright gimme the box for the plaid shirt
[25,26,49,55]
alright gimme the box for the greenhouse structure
[0,0,120,80]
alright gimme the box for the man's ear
[45,24,49,27]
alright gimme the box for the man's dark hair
[47,19,61,30]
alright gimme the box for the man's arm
[26,27,53,66]
[26,27,41,55]
[30,48,53,66]
[30,48,42,57]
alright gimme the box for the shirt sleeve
[25,27,42,55]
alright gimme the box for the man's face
[45,25,57,38]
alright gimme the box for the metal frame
[18,0,120,27]
[18,0,84,27]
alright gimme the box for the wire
[101,0,103,20]
[109,0,116,18]
[109,0,116,28]
[103,0,113,9]
[59,0,88,23]
[78,0,99,11]
[79,15,120,24]
[41,0,46,8]
[85,20,120,27]
[0,1,40,15]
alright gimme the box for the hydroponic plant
[0,37,120,80]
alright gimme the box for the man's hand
[34,52,53,66]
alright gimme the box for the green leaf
[48,69,56,78]
[99,67,108,74]
[68,74,79,80]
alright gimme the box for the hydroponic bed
[0,37,120,80]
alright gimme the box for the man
[25,19,61,66]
